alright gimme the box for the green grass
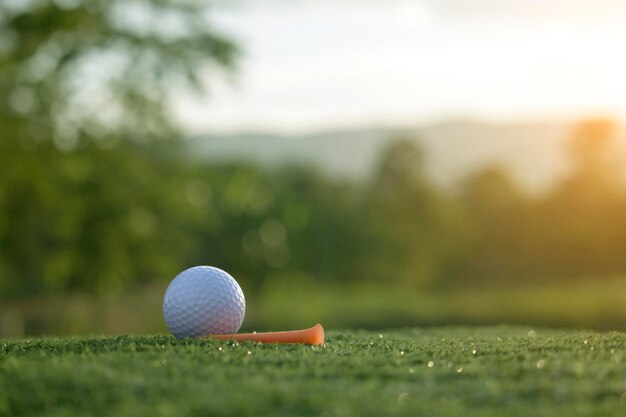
[1,327,625,417]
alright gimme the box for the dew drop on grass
[528,330,537,338]
[427,361,434,368]
[408,368,415,373]
[456,368,464,373]
[247,351,251,355]
[400,351,405,356]
[536,359,545,369]
[472,349,477,355]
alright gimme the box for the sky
[173,0,626,133]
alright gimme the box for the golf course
[3,2,626,417]
[2,327,624,417]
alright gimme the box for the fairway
[1,327,624,417]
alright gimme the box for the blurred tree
[532,119,626,276]
[566,119,624,195]
[275,166,373,286]
[157,163,375,292]
[367,139,463,288]
[455,166,531,282]
[0,0,237,297]
[0,0,237,142]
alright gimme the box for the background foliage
[1,1,625,334]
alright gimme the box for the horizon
[188,119,626,194]
[188,116,618,136]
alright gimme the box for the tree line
[2,118,626,298]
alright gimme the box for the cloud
[427,0,626,22]
[175,0,626,132]
[222,0,626,22]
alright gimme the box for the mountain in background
[188,120,626,192]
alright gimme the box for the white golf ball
[163,266,246,338]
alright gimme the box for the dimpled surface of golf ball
[163,266,245,338]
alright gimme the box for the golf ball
[163,266,245,338]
